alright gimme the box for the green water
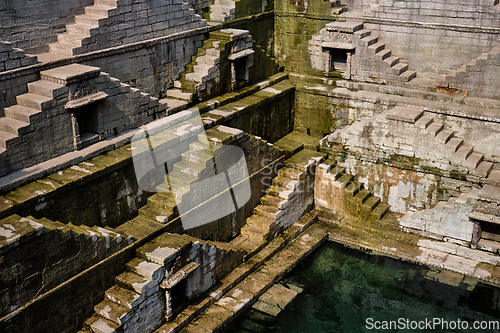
[225,242,500,333]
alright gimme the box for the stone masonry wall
[0,0,92,53]
[0,216,131,317]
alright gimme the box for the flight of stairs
[352,24,416,82]
[316,158,391,223]
[328,106,496,179]
[209,0,236,22]
[47,0,119,56]
[170,31,234,104]
[436,46,500,93]
[231,148,326,256]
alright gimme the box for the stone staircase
[80,232,188,333]
[79,231,243,333]
[0,214,131,317]
[400,189,480,244]
[230,148,326,256]
[40,0,206,57]
[0,214,129,254]
[316,158,391,223]
[168,35,225,104]
[436,46,500,98]
[352,24,416,82]
[0,63,165,176]
[209,0,236,22]
[327,106,497,180]
[0,41,38,72]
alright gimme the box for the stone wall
[0,215,131,317]
[0,41,37,72]
[0,0,92,53]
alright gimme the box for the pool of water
[225,242,500,333]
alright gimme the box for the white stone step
[57,33,85,46]
[166,89,193,101]
[0,117,30,135]
[85,5,116,17]
[75,14,106,26]
[49,42,79,56]
[28,80,68,98]
[193,63,217,75]
[196,55,220,65]
[66,23,95,35]
[4,105,42,123]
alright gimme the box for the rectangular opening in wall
[76,104,100,148]
[331,48,348,71]
[235,57,249,85]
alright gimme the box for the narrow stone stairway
[328,105,497,180]
[230,148,326,256]
[317,158,391,223]
[208,0,236,22]
[47,0,119,56]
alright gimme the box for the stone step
[375,48,391,61]
[245,214,275,229]
[444,137,463,152]
[126,257,164,282]
[360,35,378,47]
[168,170,198,187]
[400,70,416,82]
[115,271,156,296]
[146,192,177,210]
[353,189,372,205]
[173,160,212,178]
[87,316,120,333]
[253,205,282,220]
[329,165,346,180]
[85,4,116,17]
[181,150,214,166]
[455,144,473,159]
[362,196,380,212]
[66,23,95,35]
[337,174,354,188]
[189,141,213,155]
[415,115,433,129]
[372,203,389,220]
[272,176,300,191]
[425,122,443,136]
[193,63,217,75]
[436,129,453,143]
[241,223,269,237]
[260,194,289,210]
[4,105,42,123]
[28,80,67,98]
[206,48,221,57]
[196,55,220,65]
[105,285,142,310]
[75,14,106,26]
[48,42,80,55]
[391,62,408,75]
[277,167,304,181]
[57,33,86,46]
[138,205,175,224]
[94,298,131,326]
[386,106,423,123]
[464,152,483,169]
[95,0,118,6]
[353,29,371,39]
[383,56,399,67]
[475,161,493,177]
[116,216,163,240]
[0,130,18,149]
[0,117,31,135]
[185,72,210,83]
[345,181,363,198]
[368,42,385,54]
[266,185,294,200]
[16,92,55,111]
[166,89,193,101]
